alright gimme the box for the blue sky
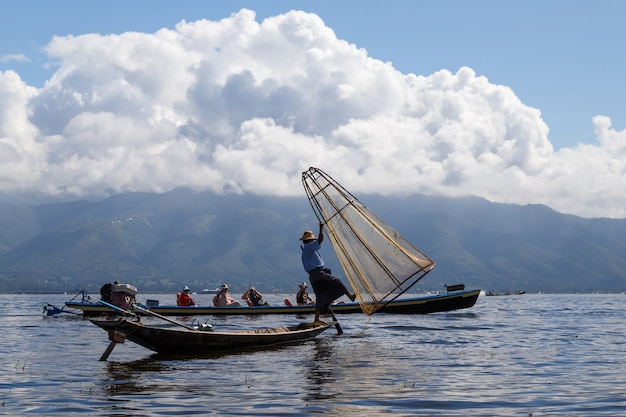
[3,1,623,150]
[1,1,625,218]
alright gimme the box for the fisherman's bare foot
[348,293,356,302]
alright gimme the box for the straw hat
[220,283,228,290]
[299,230,316,241]
[299,282,308,288]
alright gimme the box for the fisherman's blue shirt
[301,240,324,273]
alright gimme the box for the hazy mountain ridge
[1,189,625,294]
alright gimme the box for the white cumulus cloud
[0,9,624,218]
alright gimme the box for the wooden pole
[99,341,117,361]
[328,307,343,335]
[88,295,135,316]
[132,305,196,330]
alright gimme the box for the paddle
[99,340,118,361]
[88,295,198,331]
[131,304,198,331]
[328,306,343,335]
[88,295,136,316]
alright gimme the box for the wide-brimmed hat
[182,285,190,292]
[299,282,307,288]
[220,283,228,290]
[299,230,316,241]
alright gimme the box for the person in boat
[177,286,197,306]
[241,286,268,306]
[283,282,314,307]
[99,281,115,303]
[296,282,315,305]
[300,223,356,322]
[213,283,240,306]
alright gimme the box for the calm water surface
[2,293,626,416]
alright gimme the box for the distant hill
[1,189,626,294]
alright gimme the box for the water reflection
[102,358,173,394]
[303,337,339,401]
[5,294,626,416]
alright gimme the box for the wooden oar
[99,341,117,361]
[88,295,136,316]
[132,304,196,331]
[88,296,194,330]
[328,306,343,335]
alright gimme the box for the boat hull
[90,318,330,354]
[67,289,480,317]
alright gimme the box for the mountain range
[1,188,625,294]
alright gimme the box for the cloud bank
[0,9,624,218]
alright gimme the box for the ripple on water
[3,293,626,415]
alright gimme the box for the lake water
[2,292,626,416]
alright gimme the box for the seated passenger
[177,286,197,306]
[296,282,315,305]
[242,287,268,306]
[213,284,240,306]
[99,281,114,303]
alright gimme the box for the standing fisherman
[299,222,355,323]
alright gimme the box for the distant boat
[201,288,220,294]
[485,290,526,296]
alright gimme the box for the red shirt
[178,291,196,306]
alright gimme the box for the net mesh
[302,167,435,315]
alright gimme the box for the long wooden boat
[90,317,330,355]
[66,288,481,317]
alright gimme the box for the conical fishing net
[302,167,435,315]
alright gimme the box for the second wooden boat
[65,288,481,317]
